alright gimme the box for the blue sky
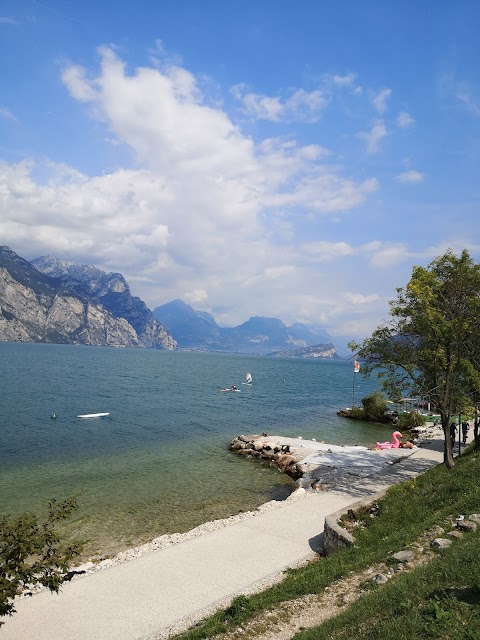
[1,1,479,350]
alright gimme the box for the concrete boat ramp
[1,430,455,640]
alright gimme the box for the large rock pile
[229,434,305,480]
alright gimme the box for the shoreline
[5,427,467,640]
[23,424,447,595]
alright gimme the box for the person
[462,421,469,444]
[450,422,457,449]
[231,385,237,391]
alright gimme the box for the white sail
[246,372,252,384]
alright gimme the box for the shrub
[361,391,388,422]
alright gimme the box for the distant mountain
[153,300,338,357]
[0,246,139,347]
[268,343,339,358]
[31,255,176,350]
[152,299,223,350]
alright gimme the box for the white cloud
[440,73,480,117]
[332,73,357,87]
[231,84,327,122]
[357,120,388,153]
[454,88,480,117]
[62,64,98,102]
[396,111,414,127]
[344,292,380,304]
[0,47,408,340]
[372,88,392,113]
[0,106,17,122]
[184,288,208,304]
[396,170,424,183]
[301,241,355,262]
[368,244,410,268]
[0,16,17,25]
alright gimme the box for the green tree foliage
[0,497,81,622]
[351,250,480,469]
[361,391,388,422]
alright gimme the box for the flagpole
[352,360,359,408]
[352,368,355,408]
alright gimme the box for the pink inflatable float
[375,431,403,450]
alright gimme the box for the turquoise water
[0,343,392,557]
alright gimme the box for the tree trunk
[475,415,480,450]
[442,420,455,469]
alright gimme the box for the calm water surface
[0,343,392,557]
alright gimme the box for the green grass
[172,446,480,639]
[294,532,480,639]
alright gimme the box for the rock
[391,550,415,563]
[431,538,452,549]
[74,561,95,573]
[238,434,254,443]
[428,525,445,537]
[468,513,480,523]
[262,450,275,459]
[230,441,244,450]
[372,573,389,584]
[446,530,463,539]
[98,559,114,569]
[277,454,296,471]
[457,520,477,533]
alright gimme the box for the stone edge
[323,489,387,555]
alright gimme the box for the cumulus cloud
[0,47,397,336]
[368,244,410,268]
[231,84,327,122]
[357,120,388,153]
[372,88,392,113]
[396,170,424,183]
[396,111,415,127]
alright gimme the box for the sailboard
[77,412,110,418]
[242,372,252,385]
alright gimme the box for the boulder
[431,538,452,549]
[457,520,477,533]
[391,550,415,563]
[277,454,296,471]
[446,530,463,539]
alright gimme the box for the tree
[361,391,388,422]
[351,249,480,469]
[0,497,81,622]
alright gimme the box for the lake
[0,342,392,557]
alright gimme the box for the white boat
[77,412,110,418]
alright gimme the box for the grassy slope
[173,446,480,639]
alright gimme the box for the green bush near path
[173,447,480,639]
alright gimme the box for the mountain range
[153,299,338,357]
[0,246,339,357]
[0,246,175,349]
